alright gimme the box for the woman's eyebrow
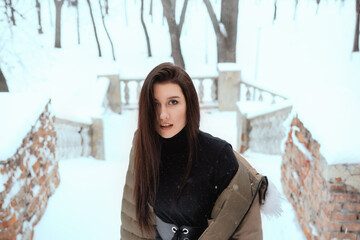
[167,96,180,100]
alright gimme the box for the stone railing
[282,117,360,239]
[238,80,287,104]
[98,64,288,112]
[54,117,105,160]
[236,101,292,154]
[248,104,292,154]
[97,74,120,114]
[118,76,219,110]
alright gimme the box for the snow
[291,126,313,161]
[235,0,360,165]
[34,110,306,240]
[217,63,241,72]
[34,157,126,240]
[219,22,228,38]
[237,100,293,119]
[0,172,9,192]
[0,93,50,160]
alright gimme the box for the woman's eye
[169,100,178,105]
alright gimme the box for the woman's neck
[159,126,188,154]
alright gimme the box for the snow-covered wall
[236,101,292,154]
[54,116,105,161]
[248,105,292,154]
[282,117,360,239]
[54,118,92,160]
[0,101,60,240]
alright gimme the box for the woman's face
[153,82,187,139]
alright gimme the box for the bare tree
[161,0,189,69]
[149,0,153,22]
[104,0,109,14]
[9,0,16,25]
[354,0,360,52]
[0,68,9,92]
[36,0,43,34]
[124,0,128,26]
[75,0,80,44]
[4,0,16,25]
[54,0,65,48]
[273,0,277,22]
[316,0,320,14]
[48,0,54,26]
[294,0,299,20]
[141,0,152,57]
[87,0,102,57]
[204,0,239,63]
[99,0,115,60]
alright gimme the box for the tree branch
[178,0,188,35]
[203,0,222,38]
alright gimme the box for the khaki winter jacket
[121,145,268,240]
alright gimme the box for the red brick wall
[282,117,360,240]
[0,101,60,240]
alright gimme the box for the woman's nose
[159,107,169,120]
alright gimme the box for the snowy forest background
[1,0,360,239]
[2,0,360,166]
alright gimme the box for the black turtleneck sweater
[153,127,239,228]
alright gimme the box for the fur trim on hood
[260,179,284,218]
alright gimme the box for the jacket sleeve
[120,135,156,240]
[230,194,263,240]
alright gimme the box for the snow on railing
[238,79,288,104]
[119,76,218,109]
[98,70,287,112]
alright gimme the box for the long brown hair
[134,62,200,232]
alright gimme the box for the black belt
[156,216,206,240]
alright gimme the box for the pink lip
[160,124,173,130]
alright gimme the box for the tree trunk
[9,0,16,25]
[316,0,320,14]
[294,0,298,20]
[99,0,116,60]
[87,0,102,57]
[54,0,65,48]
[141,0,152,57]
[161,0,187,69]
[353,0,360,52]
[124,0,128,26]
[76,0,80,44]
[105,0,109,14]
[48,0,53,26]
[0,68,9,92]
[204,0,239,63]
[4,0,10,24]
[219,0,238,62]
[273,0,277,22]
[36,0,43,34]
[149,0,153,22]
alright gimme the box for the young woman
[121,62,269,240]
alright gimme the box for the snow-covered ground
[34,110,306,240]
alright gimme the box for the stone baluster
[136,80,142,102]
[124,81,130,105]
[217,63,241,111]
[246,86,251,101]
[211,78,217,102]
[198,79,204,103]
[259,91,264,101]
